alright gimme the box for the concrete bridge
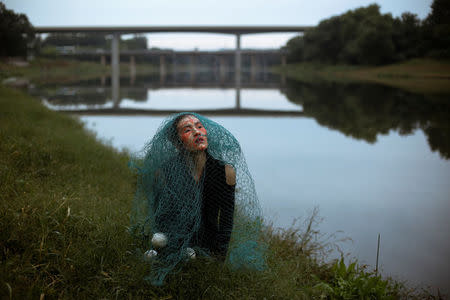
[60,108,305,117]
[35,25,312,34]
[36,26,313,106]
[57,48,285,79]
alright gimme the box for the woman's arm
[216,164,236,256]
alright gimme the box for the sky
[3,0,433,50]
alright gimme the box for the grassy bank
[0,86,436,299]
[0,58,157,85]
[274,59,450,95]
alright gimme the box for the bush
[0,3,34,57]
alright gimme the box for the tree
[291,4,398,65]
[285,4,428,65]
[423,0,450,58]
[352,11,395,65]
[43,33,108,48]
[121,35,148,50]
[392,13,422,60]
[284,35,304,63]
[0,3,34,57]
[426,0,450,26]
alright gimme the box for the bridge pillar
[235,33,241,86]
[160,55,166,85]
[235,34,241,109]
[190,55,196,84]
[172,53,177,83]
[159,55,166,76]
[130,55,136,76]
[100,55,106,66]
[250,55,257,83]
[111,33,120,107]
[281,54,287,67]
[213,55,218,74]
[262,55,268,81]
[235,86,241,110]
[219,56,226,84]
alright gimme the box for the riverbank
[274,59,450,95]
[0,58,158,85]
[0,86,435,298]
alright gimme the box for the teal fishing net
[130,112,266,285]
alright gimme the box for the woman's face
[176,115,208,152]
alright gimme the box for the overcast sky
[4,0,433,50]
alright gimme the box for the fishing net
[129,112,266,285]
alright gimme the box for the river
[30,70,450,293]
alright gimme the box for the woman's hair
[168,113,196,148]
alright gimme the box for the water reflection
[282,80,450,160]
[31,71,450,160]
[31,71,303,116]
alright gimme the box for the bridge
[59,108,305,117]
[34,25,313,34]
[36,26,313,108]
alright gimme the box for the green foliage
[284,35,304,63]
[43,33,108,48]
[0,3,34,57]
[301,5,401,65]
[315,258,401,299]
[285,3,446,65]
[0,58,157,85]
[43,33,148,51]
[422,0,450,58]
[121,35,148,50]
[392,13,422,61]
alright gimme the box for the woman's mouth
[195,136,205,144]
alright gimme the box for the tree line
[285,0,450,65]
[0,3,34,57]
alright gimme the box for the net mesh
[130,112,266,285]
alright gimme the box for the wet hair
[168,113,199,148]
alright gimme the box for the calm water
[30,71,450,293]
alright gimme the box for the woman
[130,113,265,285]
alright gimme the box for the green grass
[0,86,438,299]
[274,59,450,95]
[0,58,157,85]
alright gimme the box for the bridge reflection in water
[37,68,304,117]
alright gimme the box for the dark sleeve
[152,170,172,234]
[216,182,235,257]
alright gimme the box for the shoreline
[273,59,450,95]
[0,57,158,85]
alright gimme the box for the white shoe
[151,233,168,248]
[186,247,196,259]
[144,249,158,261]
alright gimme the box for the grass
[0,85,440,299]
[274,59,450,95]
[0,57,158,85]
